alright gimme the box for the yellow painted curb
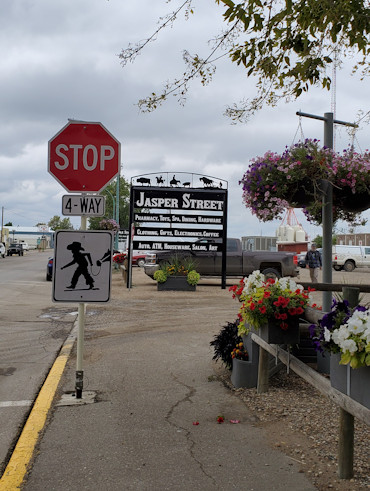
[0,333,76,490]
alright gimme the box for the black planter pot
[157,276,196,291]
[330,353,370,409]
[259,317,300,345]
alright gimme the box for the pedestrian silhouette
[61,242,95,290]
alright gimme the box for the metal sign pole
[76,215,87,399]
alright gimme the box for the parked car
[144,238,299,279]
[0,243,5,258]
[46,257,53,281]
[7,243,24,256]
[297,251,307,268]
[19,241,30,251]
[132,253,147,267]
[332,245,370,271]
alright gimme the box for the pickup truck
[7,243,24,256]
[144,238,299,279]
[332,245,370,272]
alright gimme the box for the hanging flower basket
[334,188,370,213]
[240,140,369,224]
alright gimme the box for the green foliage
[120,0,370,121]
[159,254,198,276]
[210,319,242,370]
[88,176,130,230]
[154,255,200,284]
[48,216,73,231]
[187,270,200,286]
[154,270,167,283]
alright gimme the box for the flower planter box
[259,317,300,345]
[330,354,370,409]
[157,276,196,291]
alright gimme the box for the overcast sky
[1,0,369,240]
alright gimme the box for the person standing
[305,243,322,283]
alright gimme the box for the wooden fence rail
[250,333,370,426]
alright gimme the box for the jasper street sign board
[53,230,113,303]
[62,195,106,216]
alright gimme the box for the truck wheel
[262,268,281,280]
[343,260,355,272]
[333,265,342,271]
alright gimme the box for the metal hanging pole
[296,111,358,314]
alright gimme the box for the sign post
[49,120,120,399]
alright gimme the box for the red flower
[288,307,297,315]
[259,306,267,314]
[264,291,271,298]
[249,302,256,311]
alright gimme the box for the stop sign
[48,121,120,193]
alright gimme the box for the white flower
[346,317,366,335]
[332,326,349,345]
[340,339,358,354]
[243,270,264,293]
[323,327,331,342]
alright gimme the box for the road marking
[0,324,77,490]
[0,401,32,408]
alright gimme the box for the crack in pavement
[165,373,217,486]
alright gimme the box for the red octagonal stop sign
[48,121,120,193]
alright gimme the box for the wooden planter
[259,317,300,345]
[330,353,370,409]
[157,276,196,291]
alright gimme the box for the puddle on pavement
[39,309,99,320]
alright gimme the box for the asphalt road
[0,250,77,474]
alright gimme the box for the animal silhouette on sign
[137,177,151,186]
[200,176,213,187]
[96,249,112,267]
[61,242,96,290]
[170,175,181,186]
[183,181,191,187]
[156,176,165,185]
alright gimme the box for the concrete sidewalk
[23,269,316,490]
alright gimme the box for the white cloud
[0,0,368,238]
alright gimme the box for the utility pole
[1,207,3,243]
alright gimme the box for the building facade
[336,233,370,246]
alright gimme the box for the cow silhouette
[137,177,151,186]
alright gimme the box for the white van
[332,245,370,271]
